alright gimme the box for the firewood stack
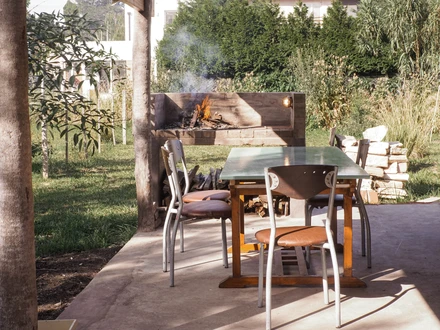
[244,195,290,217]
[337,129,409,203]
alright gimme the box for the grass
[32,129,138,257]
[32,126,439,257]
[406,135,440,200]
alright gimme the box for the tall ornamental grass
[368,79,439,158]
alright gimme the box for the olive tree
[27,11,117,177]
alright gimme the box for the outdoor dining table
[218,146,370,288]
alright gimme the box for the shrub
[289,47,353,129]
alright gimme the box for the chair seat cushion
[182,200,231,219]
[183,190,230,203]
[307,194,355,208]
[255,226,329,247]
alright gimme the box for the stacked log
[338,135,409,202]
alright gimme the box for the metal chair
[164,139,230,203]
[164,139,230,257]
[255,164,341,329]
[306,139,372,268]
[161,147,231,287]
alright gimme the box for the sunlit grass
[32,128,137,257]
[406,134,440,200]
[32,125,439,257]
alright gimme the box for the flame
[196,95,212,120]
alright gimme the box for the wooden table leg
[343,187,353,277]
[230,182,241,278]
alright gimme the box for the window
[165,10,177,26]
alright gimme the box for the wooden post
[132,0,159,231]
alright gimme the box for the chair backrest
[355,139,370,194]
[265,164,338,221]
[161,147,184,206]
[164,139,191,195]
[356,139,370,169]
[329,126,337,147]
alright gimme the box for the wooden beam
[113,0,144,12]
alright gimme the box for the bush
[289,47,353,129]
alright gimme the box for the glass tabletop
[220,146,370,181]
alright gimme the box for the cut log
[384,162,398,174]
[360,189,379,204]
[374,180,404,189]
[187,165,200,191]
[383,173,410,181]
[212,112,223,121]
[368,142,390,155]
[345,146,359,153]
[398,162,408,173]
[365,166,384,178]
[361,179,373,190]
[336,134,357,147]
[366,154,389,168]
[377,187,407,197]
[389,155,408,163]
[189,108,200,128]
[345,151,357,162]
[200,119,217,128]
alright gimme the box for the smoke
[163,26,222,93]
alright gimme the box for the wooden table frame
[218,147,368,289]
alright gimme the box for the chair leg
[179,221,185,253]
[221,218,228,268]
[327,243,341,328]
[363,209,372,269]
[357,205,366,257]
[265,242,274,330]
[305,205,314,267]
[258,243,264,308]
[321,247,329,305]
[162,210,174,272]
[169,217,181,287]
[305,204,313,226]
[357,197,372,268]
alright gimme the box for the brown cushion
[182,200,231,219]
[183,190,230,203]
[255,226,329,247]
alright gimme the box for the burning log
[189,95,230,129]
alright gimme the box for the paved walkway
[59,202,440,330]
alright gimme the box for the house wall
[275,0,358,21]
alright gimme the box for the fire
[196,95,212,120]
[189,95,228,129]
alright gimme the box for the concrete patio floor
[59,202,440,330]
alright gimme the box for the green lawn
[32,127,439,257]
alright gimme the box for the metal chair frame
[164,139,230,253]
[306,139,372,268]
[256,164,341,329]
[161,147,230,287]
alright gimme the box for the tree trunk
[133,0,158,231]
[41,80,49,179]
[122,89,127,145]
[0,1,38,328]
